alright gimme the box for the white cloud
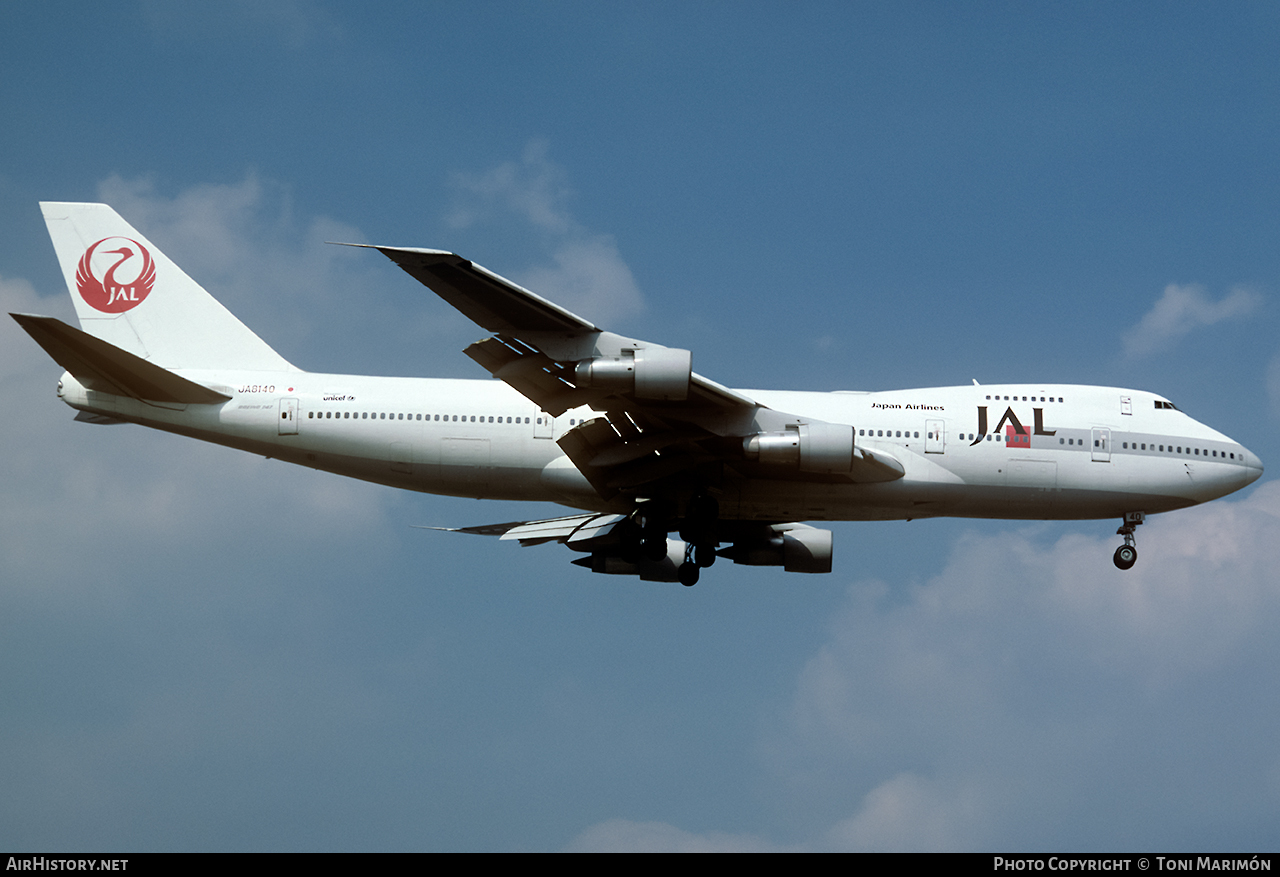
[1,273,71,377]
[1,180,398,602]
[447,141,645,326]
[564,819,788,852]
[90,174,458,375]
[448,140,575,235]
[2,183,419,848]
[1267,353,1280,420]
[824,773,990,852]
[1122,283,1262,357]
[139,0,342,49]
[778,482,1280,848]
[95,174,366,312]
[569,482,1280,851]
[517,236,642,325]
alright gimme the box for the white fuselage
[56,370,1264,523]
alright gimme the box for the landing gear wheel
[688,494,719,521]
[1113,544,1137,570]
[694,542,717,568]
[1113,512,1144,571]
[643,537,668,561]
[678,562,700,587]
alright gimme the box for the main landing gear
[1113,511,1145,570]
[677,494,720,587]
[633,494,720,586]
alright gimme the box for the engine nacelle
[574,347,691,401]
[720,525,833,574]
[572,538,686,582]
[743,422,856,473]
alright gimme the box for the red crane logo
[76,237,156,313]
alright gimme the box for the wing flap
[464,336,611,416]
[416,513,631,549]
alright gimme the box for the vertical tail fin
[41,202,295,372]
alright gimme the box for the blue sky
[3,1,1280,851]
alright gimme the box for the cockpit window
[1155,400,1179,411]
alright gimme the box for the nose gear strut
[1113,511,1144,570]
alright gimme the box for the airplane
[12,202,1264,585]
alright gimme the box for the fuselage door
[390,441,414,475]
[1091,427,1111,462]
[925,419,945,454]
[279,398,299,435]
[534,411,553,439]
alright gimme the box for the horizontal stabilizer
[11,313,232,404]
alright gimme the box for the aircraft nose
[1241,446,1264,485]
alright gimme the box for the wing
[363,244,903,503]
[417,514,837,579]
[416,513,627,547]
[416,513,681,582]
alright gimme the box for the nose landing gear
[1113,511,1144,570]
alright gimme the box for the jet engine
[718,524,833,574]
[571,537,686,582]
[574,347,692,400]
[743,422,856,473]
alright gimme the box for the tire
[678,562,700,586]
[1113,544,1137,570]
[694,542,717,568]
[644,537,668,561]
